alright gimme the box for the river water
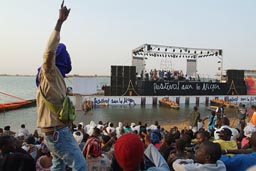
[0,76,239,133]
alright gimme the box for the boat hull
[0,99,36,112]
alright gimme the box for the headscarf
[36,43,72,87]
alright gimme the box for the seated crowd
[1,109,256,171]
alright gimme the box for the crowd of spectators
[1,104,256,170]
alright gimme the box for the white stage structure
[132,44,223,80]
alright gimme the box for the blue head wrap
[36,43,72,87]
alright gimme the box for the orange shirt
[249,112,256,126]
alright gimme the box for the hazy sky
[0,0,255,78]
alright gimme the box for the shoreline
[161,116,240,131]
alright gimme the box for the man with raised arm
[36,1,87,170]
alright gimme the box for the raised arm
[42,0,71,71]
[55,0,71,32]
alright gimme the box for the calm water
[0,76,238,133]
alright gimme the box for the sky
[0,0,255,78]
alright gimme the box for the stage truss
[132,44,223,81]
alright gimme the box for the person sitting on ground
[168,137,193,170]
[220,132,256,171]
[147,121,159,131]
[77,123,86,135]
[238,104,247,121]
[3,125,16,136]
[82,131,111,170]
[35,142,52,171]
[105,122,115,136]
[73,130,84,151]
[196,130,210,144]
[214,117,239,141]
[96,121,104,130]
[134,121,142,134]
[172,141,226,171]
[114,132,170,171]
[159,133,175,161]
[0,135,36,171]
[17,133,26,146]
[19,124,30,138]
[32,129,42,144]
[115,122,124,138]
[123,123,132,133]
[22,135,38,159]
[85,120,97,136]
[186,130,210,154]
[213,128,238,156]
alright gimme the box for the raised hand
[58,0,71,22]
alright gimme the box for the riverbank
[161,116,240,131]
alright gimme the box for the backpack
[40,87,76,124]
[82,137,102,159]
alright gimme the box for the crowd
[2,1,256,170]
[1,104,256,170]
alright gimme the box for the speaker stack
[226,69,247,95]
[111,66,136,96]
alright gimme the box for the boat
[0,99,36,112]
[210,99,237,108]
[159,98,179,110]
[207,105,218,111]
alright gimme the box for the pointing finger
[61,0,64,8]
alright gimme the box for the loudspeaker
[227,70,244,82]
[111,65,137,96]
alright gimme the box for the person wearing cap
[214,117,239,141]
[213,128,238,156]
[220,132,256,171]
[3,125,16,136]
[172,141,226,171]
[114,133,169,171]
[35,1,86,170]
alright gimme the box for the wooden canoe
[0,99,36,112]
[159,99,180,110]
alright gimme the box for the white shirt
[172,159,226,171]
[214,125,239,141]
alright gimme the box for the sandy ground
[161,117,240,131]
